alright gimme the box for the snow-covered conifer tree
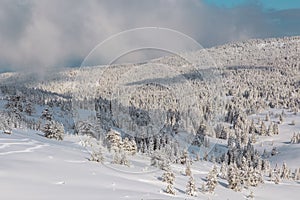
[291,132,300,144]
[220,161,227,179]
[280,162,288,179]
[227,163,241,191]
[294,168,300,180]
[271,147,278,156]
[43,121,64,140]
[119,150,130,166]
[166,183,175,195]
[123,137,132,154]
[41,108,52,121]
[89,147,104,163]
[186,176,197,196]
[206,166,218,193]
[279,114,283,124]
[185,161,192,176]
[24,102,34,116]
[162,170,175,184]
[106,129,122,152]
[260,121,267,136]
[265,114,270,121]
[267,123,273,136]
[273,123,279,135]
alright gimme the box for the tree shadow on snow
[218,180,228,188]
[174,187,186,194]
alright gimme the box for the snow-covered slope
[1,128,299,200]
[0,35,299,199]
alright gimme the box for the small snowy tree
[179,149,189,164]
[220,161,227,179]
[148,136,154,154]
[0,112,12,133]
[112,150,121,164]
[43,121,64,140]
[41,108,52,121]
[260,121,267,136]
[272,165,280,184]
[130,138,137,155]
[265,114,270,121]
[294,168,300,180]
[166,183,175,195]
[206,166,218,193]
[123,137,137,155]
[119,150,130,166]
[271,147,278,156]
[186,176,197,196]
[89,147,104,163]
[227,163,242,191]
[151,150,170,170]
[247,167,263,187]
[274,172,280,184]
[24,102,35,116]
[185,161,192,176]
[163,169,176,195]
[192,122,207,146]
[162,170,175,184]
[273,123,279,135]
[106,129,122,152]
[123,137,132,153]
[279,114,283,124]
[291,133,300,144]
[280,162,289,179]
[267,123,273,136]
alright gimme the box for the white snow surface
[1,125,299,200]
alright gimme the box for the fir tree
[227,163,242,191]
[119,151,130,166]
[271,147,278,156]
[24,102,34,116]
[280,162,288,179]
[279,114,283,124]
[166,183,175,195]
[41,108,52,121]
[162,170,175,184]
[273,123,279,135]
[163,169,176,195]
[206,166,218,193]
[260,121,267,136]
[294,168,300,180]
[186,176,197,196]
[106,129,122,152]
[220,161,227,179]
[185,161,192,176]
[291,132,300,144]
[43,121,64,140]
[89,147,104,163]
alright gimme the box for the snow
[0,35,299,199]
[250,109,300,169]
[1,128,299,200]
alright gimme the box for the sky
[0,0,299,73]
[205,0,300,10]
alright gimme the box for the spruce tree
[206,166,218,193]
[43,121,64,140]
[163,169,176,195]
[186,176,197,196]
[89,147,104,163]
[185,161,192,176]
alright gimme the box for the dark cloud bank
[0,0,299,72]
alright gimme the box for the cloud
[0,0,299,72]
